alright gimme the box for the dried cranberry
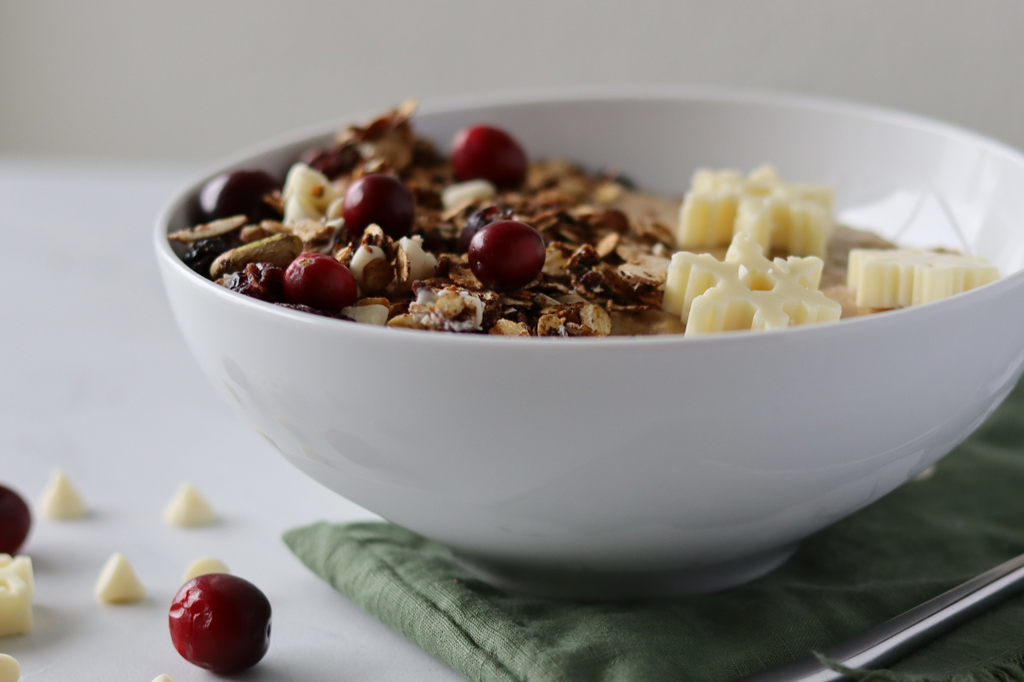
[451,125,527,188]
[342,174,415,240]
[169,573,271,674]
[182,235,239,277]
[301,146,360,180]
[0,485,31,554]
[229,263,286,302]
[200,170,281,222]
[469,220,546,291]
[283,253,357,312]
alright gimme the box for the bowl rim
[154,83,1024,348]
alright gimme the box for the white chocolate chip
[0,555,33,596]
[151,676,173,682]
[38,469,87,520]
[95,553,146,604]
[163,483,215,528]
[0,556,33,637]
[182,557,230,583]
[349,245,386,283]
[0,654,20,682]
[342,303,390,326]
[282,163,341,224]
[441,179,496,211]
[397,236,438,281]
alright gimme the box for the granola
[171,101,984,337]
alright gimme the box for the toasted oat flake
[408,287,484,332]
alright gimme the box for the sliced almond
[361,257,396,293]
[290,219,334,243]
[595,232,620,259]
[168,215,246,243]
[489,319,530,336]
[387,313,425,329]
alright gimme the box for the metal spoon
[734,551,1024,682]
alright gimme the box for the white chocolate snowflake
[663,233,841,336]
[677,166,833,257]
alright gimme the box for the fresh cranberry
[0,485,30,554]
[283,253,357,312]
[456,205,508,253]
[342,174,415,239]
[469,220,546,291]
[200,170,281,222]
[451,125,527,188]
[169,573,271,674]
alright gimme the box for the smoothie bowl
[155,86,1024,599]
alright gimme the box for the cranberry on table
[283,253,357,312]
[451,125,527,188]
[469,220,546,291]
[199,170,281,222]
[169,573,272,674]
[342,173,415,239]
[0,485,30,554]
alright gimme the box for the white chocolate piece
[0,654,19,682]
[349,244,386,283]
[911,466,936,482]
[0,556,33,637]
[38,468,87,520]
[848,249,999,309]
[0,573,32,637]
[282,163,341,224]
[342,303,390,326]
[441,179,496,211]
[95,553,145,604]
[152,676,174,682]
[678,166,833,257]
[397,236,438,281]
[164,483,215,528]
[678,191,739,249]
[0,556,33,597]
[182,557,230,583]
[664,233,839,335]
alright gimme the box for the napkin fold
[284,384,1024,682]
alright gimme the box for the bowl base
[453,543,800,602]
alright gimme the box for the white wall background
[1,0,1022,163]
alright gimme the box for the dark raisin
[229,263,286,302]
[183,235,239,277]
[301,146,361,180]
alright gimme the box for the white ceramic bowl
[155,86,1024,600]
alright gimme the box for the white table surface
[0,158,467,681]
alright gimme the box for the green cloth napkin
[284,382,1024,682]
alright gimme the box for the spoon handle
[734,551,1024,682]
